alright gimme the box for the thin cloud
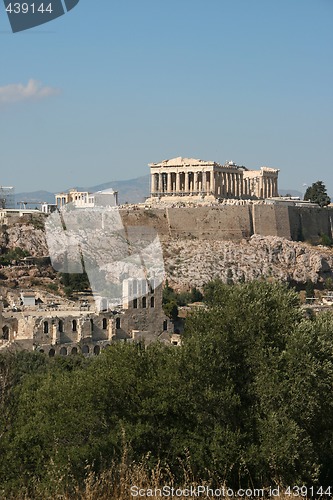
[0,79,60,104]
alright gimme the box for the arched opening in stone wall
[163,320,168,331]
[90,319,94,332]
[94,345,100,355]
[72,319,77,332]
[150,297,155,308]
[2,325,9,340]
[82,345,90,354]
[71,347,78,355]
[49,348,55,357]
[59,320,64,333]
[116,318,121,329]
[102,318,107,330]
[43,321,49,334]
[60,347,67,356]
[142,297,147,308]
[133,298,138,309]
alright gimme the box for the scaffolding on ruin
[0,186,15,209]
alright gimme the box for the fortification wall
[166,206,252,240]
[296,207,332,242]
[118,205,333,242]
[252,205,291,239]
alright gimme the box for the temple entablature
[148,157,279,202]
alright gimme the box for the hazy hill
[15,178,301,207]
[15,190,55,207]
[15,175,150,206]
[80,174,150,204]
[279,189,303,198]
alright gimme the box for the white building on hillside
[55,188,118,209]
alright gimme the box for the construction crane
[17,200,44,209]
[0,186,15,209]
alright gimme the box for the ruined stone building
[149,157,279,202]
[55,187,118,209]
[0,279,175,357]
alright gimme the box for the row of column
[151,171,278,199]
[151,171,244,197]
[261,177,278,198]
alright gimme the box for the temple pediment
[149,157,216,168]
[149,157,279,201]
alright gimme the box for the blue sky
[0,0,332,196]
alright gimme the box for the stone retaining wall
[119,205,333,242]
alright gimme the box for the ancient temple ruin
[149,157,279,201]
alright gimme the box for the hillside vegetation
[1,281,333,498]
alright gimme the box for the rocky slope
[0,224,48,256]
[163,235,333,290]
[1,223,333,292]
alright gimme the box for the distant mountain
[81,174,150,204]
[15,190,55,207]
[15,180,302,207]
[15,175,150,207]
[279,189,303,198]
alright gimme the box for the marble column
[158,173,162,194]
[217,172,222,196]
[235,175,240,197]
[223,172,227,197]
[185,172,190,193]
[210,172,215,195]
[258,178,262,198]
[167,172,172,193]
[193,172,198,193]
[239,175,243,197]
[151,174,157,194]
[176,172,180,194]
[202,172,207,193]
[230,173,235,198]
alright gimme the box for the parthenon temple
[149,157,279,201]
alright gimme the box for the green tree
[163,300,178,320]
[162,279,176,304]
[304,181,331,207]
[305,280,315,298]
[284,313,333,483]
[189,286,203,302]
[182,280,309,486]
[324,277,333,291]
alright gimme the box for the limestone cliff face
[164,236,333,290]
[1,223,333,291]
[0,225,48,257]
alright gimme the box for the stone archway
[2,325,9,340]
[82,345,90,355]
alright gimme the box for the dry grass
[4,451,311,500]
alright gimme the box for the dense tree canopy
[1,280,333,497]
[304,181,331,207]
